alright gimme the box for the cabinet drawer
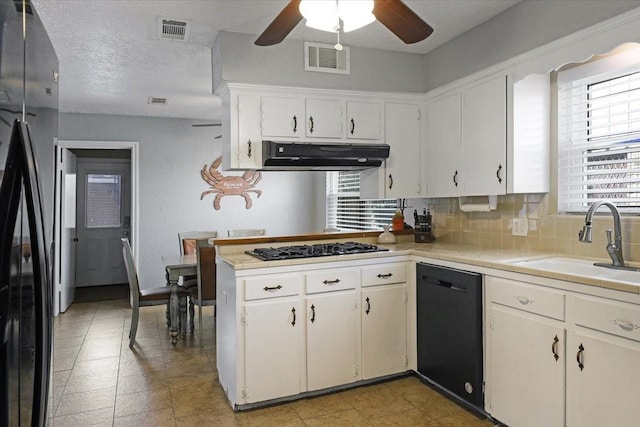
[573,296,640,342]
[244,274,303,301]
[361,263,406,286]
[306,269,357,294]
[489,276,565,320]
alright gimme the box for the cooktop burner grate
[245,242,389,261]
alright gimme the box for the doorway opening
[54,140,139,316]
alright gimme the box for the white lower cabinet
[219,259,410,408]
[306,291,358,390]
[487,305,565,427]
[361,284,407,379]
[486,275,640,427]
[565,296,640,427]
[243,299,304,403]
[485,276,566,427]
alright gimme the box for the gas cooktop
[245,242,389,261]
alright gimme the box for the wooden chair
[121,237,188,349]
[189,239,216,342]
[227,228,266,237]
[177,231,217,290]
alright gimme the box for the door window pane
[85,173,122,228]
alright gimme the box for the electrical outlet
[512,218,528,236]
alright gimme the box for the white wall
[424,0,640,90]
[59,112,326,288]
[213,31,426,93]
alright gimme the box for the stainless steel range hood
[262,141,390,171]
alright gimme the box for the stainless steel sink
[505,256,640,284]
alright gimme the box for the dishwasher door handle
[433,279,467,293]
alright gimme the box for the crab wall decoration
[200,156,262,210]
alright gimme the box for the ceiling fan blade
[255,0,303,46]
[373,0,434,44]
[192,123,221,127]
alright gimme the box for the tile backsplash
[410,195,640,262]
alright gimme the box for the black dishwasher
[416,263,483,409]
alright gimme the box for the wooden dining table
[161,254,196,344]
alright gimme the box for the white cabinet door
[361,284,407,379]
[346,101,382,140]
[424,92,461,197]
[384,102,421,198]
[261,96,304,138]
[306,291,358,391]
[244,299,304,403]
[566,331,640,427]
[461,74,507,196]
[305,98,344,139]
[235,95,262,169]
[486,305,565,427]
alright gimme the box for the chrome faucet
[578,201,627,268]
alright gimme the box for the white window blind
[326,171,396,231]
[558,49,640,213]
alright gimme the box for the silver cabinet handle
[516,296,534,305]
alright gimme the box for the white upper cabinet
[305,98,344,139]
[261,96,304,138]
[461,73,507,196]
[346,101,383,140]
[422,71,549,197]
[384,102,421,198]
[423,92,461,197]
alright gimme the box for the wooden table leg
[167,271,180,345]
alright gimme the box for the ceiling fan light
[338,0,375,32]
[300,0,339,32]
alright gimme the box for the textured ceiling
[31,0,520,121]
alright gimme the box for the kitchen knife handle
[350,118,355,135]
[292,115,297,133]
[291,307,296,326]
[310,304,316,323]
[576,343,585,371]
[365,297,371,315]
[309,116,314,134]
[551,335,559,361]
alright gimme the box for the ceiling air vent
[14,0,33,15]
[157,17,191,41]
[148,97,168,105]
[304,42,350,75]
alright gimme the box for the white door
[306,291,358,391]
[461,73,507,196]
[244,299,304,403]
[75,159,131,287]
[261,96,304,138]
[59,148,77,312]
[487,305,565,427]
[346,101,382,140]
[566,331,640,427]
[361,284,407,379]
[305,98,343,138]
[424,92,461,197]
[385,102,421,198]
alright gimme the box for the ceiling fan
[255,0,433,47]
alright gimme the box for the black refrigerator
[0,0,58,425]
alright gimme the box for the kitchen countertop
[214,233,640,295]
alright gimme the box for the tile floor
[52,298,496,426]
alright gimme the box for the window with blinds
[558,47,640,213]
[326,171,396,231]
